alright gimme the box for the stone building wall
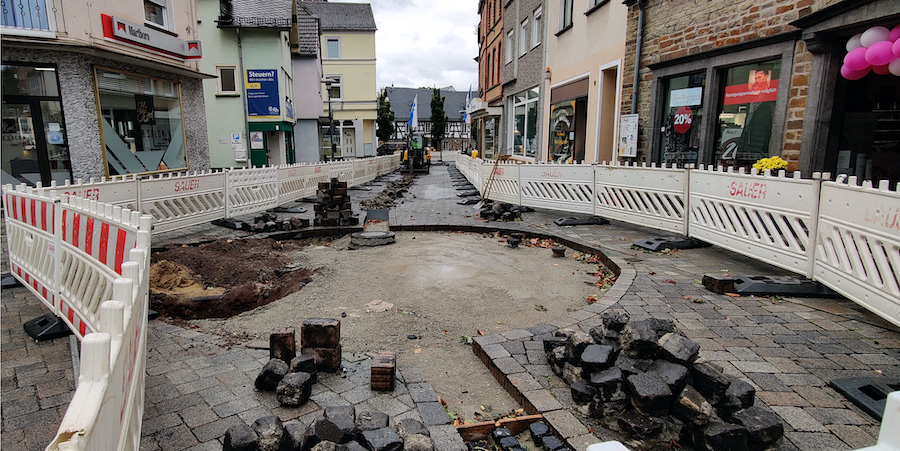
[501,0,545,154]
[622,0,844,169]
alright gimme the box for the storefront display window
[484,117,496,158]
[512,87,539,158]
[549,100,575,163]
[96,68,187,176]
[661,72,705,166]
[714,60,780,168]
[1,64,71,187]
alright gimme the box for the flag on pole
[408,94,418,131]
[464,86,472,125]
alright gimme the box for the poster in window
[246,70,280,118]
[250,131,264,150]
[135,95,156,124]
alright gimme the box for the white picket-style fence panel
[594,162,688,234]
[139,171,226,234]
[815,177,900,327]
[480,160,521,205]
[456,154,900,327]
[521,163,595,214]
[277,163,331,205]
[689,167,821,276]
[59,176,140,212]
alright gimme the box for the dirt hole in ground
[149,237,328,319]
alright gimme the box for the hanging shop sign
[101,15,202,60]
[246,70,280,119]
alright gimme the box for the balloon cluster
[842,24,900,80]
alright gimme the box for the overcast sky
[329,0,479,92]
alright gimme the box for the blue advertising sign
[246,69,280,118]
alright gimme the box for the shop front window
[1,64,71,187]
[96,68,187,176]
[714,60,780,169]
[484,117,496,158]
[661,72,705,166]
[512,88,539,158]
[549,100,575,163]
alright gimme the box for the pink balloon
[841,64,870,81]
[872,64,891,75]
[861,26,891,47]
[894,38,900,58]
[890,24,900,42]
[866,41,895,66]
[890,59,900,76]
[845,47,870,71]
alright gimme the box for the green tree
[429,87,448,150]
[376,88,395,144]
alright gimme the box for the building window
[325,74,342,100]
[216,66,238,95]
[714,60,781,168]
[325,38,341,59]
[144,0,170,29]
[505,30,514,64]
[660,72,705,166]
[512,87,540,158]
[519,20,528,57]
[559,0,573,30]
[95,68,187,176]
[532,7,542,48]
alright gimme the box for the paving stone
[493,356,526,375]
[522,389,564,412]
[785,431,850,451]
[756,391,811,407]
[427,424,467,451]
[792,386,845,408]
[542,408,589,439]
[407,383,438,403]
[416,402,449,426]
[827,425,877,449]
[805,407,869,425]
[770,406,828,432]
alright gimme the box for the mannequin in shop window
[739,69,774,159]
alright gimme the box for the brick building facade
[502,0,546,158]
[622,0,899,183]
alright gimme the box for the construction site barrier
[456,154,900,328]
[4,183,152,450]
[51,155,401,234]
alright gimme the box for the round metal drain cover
[350,231,396,247]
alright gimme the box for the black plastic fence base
[457,190,480,197]
[24,313,72,341]
[633,237,710,251]
[457,199,480,205]
[1,273,22,289]
[734,275,841,297]
[211,218,245,230]
[554,217,609,226]
[830,377,900,420]
[269,206,308,213]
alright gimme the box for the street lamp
[323,78,337,161]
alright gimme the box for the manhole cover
[350,231,396,247]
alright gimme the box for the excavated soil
[150,237,317,319]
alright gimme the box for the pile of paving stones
[359,176,415,210]
[225,406,436,451]
[545,311,784,451]
[478,201,526,221]
[315,178,359,226]
[211,212,309,232]
[465,421,566,451]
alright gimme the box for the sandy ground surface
[184,231,603,423]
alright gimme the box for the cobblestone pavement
[2,161,899,450]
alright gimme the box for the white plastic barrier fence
[138,171,226,234]
[520,163,595,214]
[50,155,400,234]
[4,184,152,338]
[480,160,521,205]
[815,177,900,327]
[3,183,152,451]
[594,162,688,235]
[455,154,900,327]
[277,163,331,205]
[689,166,822,276]
[856,391,900,451]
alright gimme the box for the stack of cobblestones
[314,178,358,226]
[546,311,784,451]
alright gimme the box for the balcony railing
[1,0,53,32]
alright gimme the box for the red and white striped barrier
[4,183,152,450]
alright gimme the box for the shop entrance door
[1,98,70,187]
